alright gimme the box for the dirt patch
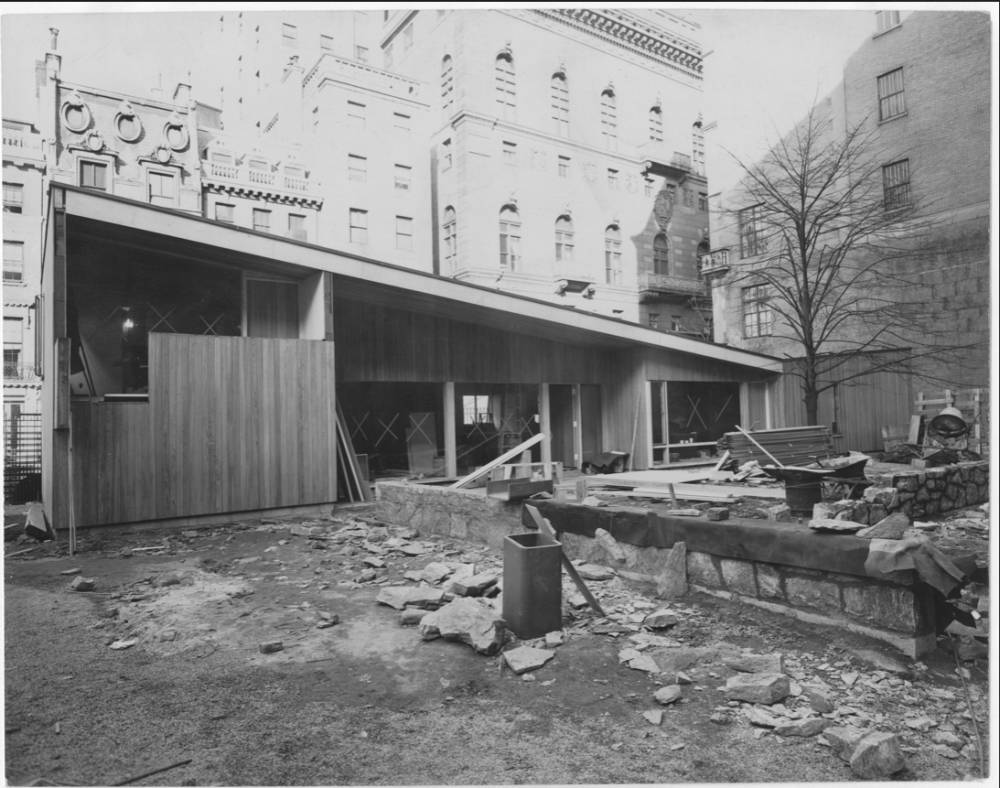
[4,511,989,785]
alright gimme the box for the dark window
[499,205,521,270]
[147,171,174,206]
[441,55,454,110]
[877,68,905,121]
[79,160,107,191]
[649,106,663,142]
[600,88,617,150]
[742,285,773,337]
[3,241,24,283]
[495,51,516,117]
[3,182,24,213]
[739,204,765,258]
[882,159,911,209]
[551,72,569,137]
[653,233,668,274]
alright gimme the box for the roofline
[53,184,784,373]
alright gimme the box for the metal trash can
[502,532,562,639]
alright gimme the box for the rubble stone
[705,507,729,521]
[543,631,564,648]
[643,609,679,630]
[420,562,453,584]
[723,652,784,674]
[418,597,507,655]
[258,641,284,654]
[685,550,718,587]
[594,528,627,564]
[823,726,867,761]
[575,563,616,581]
[656,541,687,599]
[450,571,498,597]
[399,609,425,626]
[744,707,780,728]
[723,673,791,705]
[775,718,830,737]
[849,731,905,779]
[70,576,96,592]
[803,686,835,714]
[653,685,682,705]
[503,645,555,674]
[642,709,664,726]
[856,513,910,540]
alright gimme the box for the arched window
[443,206,457,272]
[649,105,663,143]
[499,205,521,271]
[555,215,574,265]
[692,117,705,176]
[604,224,622,285]
[653,233,669,274]
[494,51,516,118]
[550,72,569,137]
[600,88,617,151]
[441,55,454,111]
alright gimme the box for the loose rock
[642,709,664,726]
[259,641,284,654]
[850,731,905,779]
[723,652,784,674]
[575,563,616,581]
[774,718,830,737]
[643,609,679,630]
[856,513,910,540]
[653,685,682,705]
[543,631,564,648]
[503,645,555,674]
[418,597,507,655]
[823,726,867,761]
[723,673,791,705]
[70,576,96,592]
[450,571,498,597]
[420,562,453,584]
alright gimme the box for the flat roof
[57,184,784,373]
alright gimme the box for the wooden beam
[524,504,605,617]
[449,432,545,489]
[733,424,784,467]
[571,384,582,468]
[539,383,552,470]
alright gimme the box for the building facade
[705,10,991,449]
[379,8,713,328]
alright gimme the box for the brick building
[705,10,991,449]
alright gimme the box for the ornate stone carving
[114,99,143,143]
[60,89,91,133]
[162,111,189,152]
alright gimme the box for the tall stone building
[705,10,991,448]
[380,8,712,328]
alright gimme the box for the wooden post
[443,381,457,478]
[539,383,552,476]
[571,384,582,469]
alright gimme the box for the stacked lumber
[720,426,833,467]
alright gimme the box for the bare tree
[722,102,980,425]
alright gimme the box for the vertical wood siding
[72,334,337,526]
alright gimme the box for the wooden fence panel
[72,334,338,526]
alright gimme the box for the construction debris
[724,673,791,705]
[653,685,682,705]
[418,598,507,655]
[70,576,96,592]
[503,645,555,674]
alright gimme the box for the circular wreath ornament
[83,129,105,153]
[60,89,92,133]
[162,112,189,152]
[114,99,143,143]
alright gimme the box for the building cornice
[521,8,703,82]
[202,178,324,210]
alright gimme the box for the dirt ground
[3,508,990,786]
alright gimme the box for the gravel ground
[3,509,990,785]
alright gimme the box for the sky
[0,4,991,193]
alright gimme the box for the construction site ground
[3,506,990,786]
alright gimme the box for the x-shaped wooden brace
[374,413,399,447]
[199,314,224,335]
[147,303,177,333]
[467,418,490,441]
[408,412,434,445]
[350,411,370,443]
[685,395,708,431]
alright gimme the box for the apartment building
[706,10,991,448]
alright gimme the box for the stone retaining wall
[375,482,939,656]
[835,461,990,524]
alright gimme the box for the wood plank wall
[775,356,912,453]
[334,300,611,384]
[71,334,338,526]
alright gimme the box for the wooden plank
[524,504,605,617]
[485,478,554,501]
[449,432,545,489]
[733,424,785,467]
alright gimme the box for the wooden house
[41,184,782,529]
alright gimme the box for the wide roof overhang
[56,185,783,373]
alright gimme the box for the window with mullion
[877,68,905,121]
[499,206,521,271]
[882,159,911,209]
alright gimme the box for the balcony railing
[4,363,38,381]
[639,271,707,296]
[701,247,732,275]
[202,161,319,198]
